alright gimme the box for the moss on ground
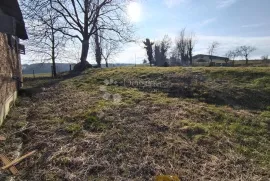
[83,115,108,132]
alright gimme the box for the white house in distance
[192,54,233,66]
[193,54,229,64]
[169,54,231,66]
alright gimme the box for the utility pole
[135,54,137,67]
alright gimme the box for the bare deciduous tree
[49,0,134,70]
[154,35,172,66]
[173,29,196,66]
[90,25,122,68]
[261,55,269,61]
[236,46,256,65]
[101,40,121,67]
[186,33,196,65]
[208,41,219,63]
[21,0,67,77]
[94,25,102,68]
[224,51,232,65]
[175,28,187,65]
[225,50,238,66]
[160,35,172,65]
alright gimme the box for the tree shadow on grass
[119,78,270,111]
[166,85,270,110]
[19,71,83,97]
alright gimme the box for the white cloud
[241,23,265,28]
[164,0,188,8]
[194,35,270,59]
[198,17,217,27]
[114,43,146,64]
[217,0,238,8]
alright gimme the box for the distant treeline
[22,63,135,74]
[22,63,74,74]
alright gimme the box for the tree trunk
[52,57,57,78]
[80,39,90,68]
[94,29,102,68]
[245,57,248,65]
[51,27,57,78]
[189,51,192,66]
[105,59,108,68]
[209,56,213,66]
[52,38,56,78]
[181,53,184,65]
[80,0,90,69]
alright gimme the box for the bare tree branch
[236,45,256,64]
[21,0,68,77]
[208,41,220,64]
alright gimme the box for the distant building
[0,0,28,125]
[193,54,231,66]
[193,54,229,63]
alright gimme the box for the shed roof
[193,54,228,60]
[0,0,28,40]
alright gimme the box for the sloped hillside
[0,67,270,181]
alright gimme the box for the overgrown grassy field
[1,67,270,180]
[23,73,52,78]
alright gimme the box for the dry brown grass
[1,67,270,180]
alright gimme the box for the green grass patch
[21,66,270,169]
[261,111,270,118]
[83,115,108,132]
[65,123,82,134]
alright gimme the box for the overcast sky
[22,0,270,64]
